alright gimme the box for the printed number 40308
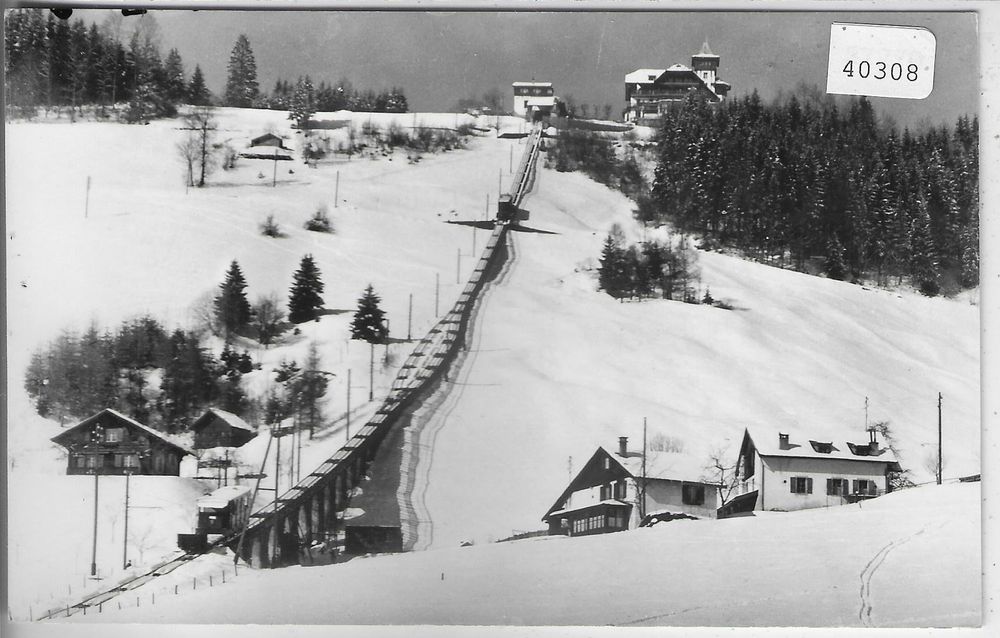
[842,60,918,82]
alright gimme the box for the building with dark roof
[542,437,719,537]
[625,41,732,123]
[191,408,257,449]
[50,408,192,476]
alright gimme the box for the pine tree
[162,48,186,104]
[296,342,329,438]
[288,75,316,128]
[188,64,210,105]
[223,34,259,107]
[598,234,628,300]
[288,254,325,323]
[824,235,848,281]
[351,284,388,402]
[214,260,252,340]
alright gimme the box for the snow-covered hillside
[5,107,979,625]
[62,482,981,626]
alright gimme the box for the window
[790,477,812,494]
[603,458,611,470]
[600,484,611,501]
[104,427,125,443]
[114,454,140,468]
[86,455,104,469]
[682,483,705,505]
[853,479,878,496]
[827,478,849,496]
[809,441,834,454]
[74,455,86,468]
[614,480,627,500]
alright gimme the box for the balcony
[733,477,756,497]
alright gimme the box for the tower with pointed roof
[691,40,720,87]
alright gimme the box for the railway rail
[39,123,545,618]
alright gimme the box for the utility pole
[641,417,647,520]
[456,247,462,284]
[369,342,374,402]
[407,293,413,341]
[485,193,490,220]
[85,176,91,219]
[346,369,352,439]
[938,392,943,485]
[334,170,340,207]
[122,471,130,569]
[509,144,514,173]
[864,396,869,429]
[91,471,99,577]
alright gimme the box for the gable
[542,448,630,520]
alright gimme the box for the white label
[826,23,936,99]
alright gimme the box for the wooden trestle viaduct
[36,124,545,619]
[232,124,545,568]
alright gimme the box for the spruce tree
[223,34,259,107]
[288,254,325,323]
[188,64,210,106]
[214,260,252,339]
[163,48,186,104]
[288,75,315,128]
[351,284,388,402]
[824,235,848,281]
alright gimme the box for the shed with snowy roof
[51,408,192,476]
[717,426,903,519]
[542,437,719,538]
[625,41,732,123]
[191,408,257,449]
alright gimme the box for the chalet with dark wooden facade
[625,41,732,123]
[717,426,902,519]
[51,408,192,476]
[191,408,257,449]
[543,437,719,537]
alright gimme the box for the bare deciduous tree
[702,445,740,506]
[253,294,285,347]
[180,106,217,187]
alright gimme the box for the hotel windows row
[789,477,879,496]
[72,453,140,469]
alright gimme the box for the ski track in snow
[856,522,941,627]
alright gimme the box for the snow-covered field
[5,107,980,627]
[55,482,982,626]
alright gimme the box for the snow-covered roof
[665,64,694,73]
[200,408,254,433]
[548,499,630,518]
[197,485,251,510]
[612,448,716,484]
[241,145,294,159]
[512,81,553,87]
[745,425,900,466]
[692,40,719,59]
[625,68,666,84]
[51,408,193,456]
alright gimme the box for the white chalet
[718,426,902,518]
[543,437,719,537]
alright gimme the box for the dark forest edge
[4,10,408,123]
[548,90,978,299]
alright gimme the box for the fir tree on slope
[350,284,389,402]
[162,48,187,104]
[188,64,211,106]
[289,75,316,129]
[223,34,259,108]
[288,254,325,323]
[214,260,252,340]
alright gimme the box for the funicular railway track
[40,123,545,619]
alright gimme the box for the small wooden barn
[51,408,192,476]
[191,408,257,449]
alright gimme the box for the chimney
[868,428,880,452]
[618,436,628,456]
[778,432,789,449]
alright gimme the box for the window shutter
[806,478,813,494]
[790,478,796,493]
